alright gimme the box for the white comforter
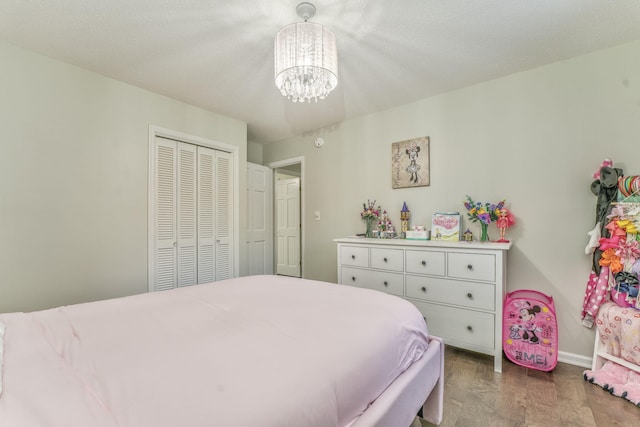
[0,275,430,427]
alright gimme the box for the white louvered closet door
[214,150,233,280]
[154,138,178,291]
[177,143,197,287]
[197,146,215,284]
[151,136,234,291]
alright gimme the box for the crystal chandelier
[274,2,338,103]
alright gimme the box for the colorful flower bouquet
[463,195,506,241]
[361,200,380,238]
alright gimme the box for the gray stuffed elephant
[590,165,624,274]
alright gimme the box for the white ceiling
[2,1,640,144]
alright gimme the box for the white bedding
[0,320,4,398]
[0,275,438,427]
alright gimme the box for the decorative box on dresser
[334,237,512,372]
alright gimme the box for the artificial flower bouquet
[361,200,380,237]
[463,195,505,225]
[463,195,508,241]
[361,200,380,221]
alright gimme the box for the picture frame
[431,212,461,242]
[391,136,430,189]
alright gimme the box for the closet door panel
[177,143,197,287]
[154,138,177,291]
[215,150,233,280]
[197,146,215,284]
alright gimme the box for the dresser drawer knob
[467,293,473,299]
[351,276,356,282]
[421,260,427,266]
[421,286,427,292]
[383,257,388,262]
[467,264,473,270]
[351,255,356,260]
[383,281,389,287]
[466,325,473,332]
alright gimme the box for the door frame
[148,125,240,291]
[267,156,305,278]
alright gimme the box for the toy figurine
[496,208,515,242]
[400,202,411,236]
[378,210,397,238]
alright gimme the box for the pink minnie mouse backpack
[503,290,558,371]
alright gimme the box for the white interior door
[276,177,300,277]
[246,163,273,275]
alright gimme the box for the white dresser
[335,237,511,372]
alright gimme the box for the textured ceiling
[1,1,640,143]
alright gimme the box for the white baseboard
[558,351,592,369]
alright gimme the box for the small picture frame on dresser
[431,212,461,241]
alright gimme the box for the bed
[0,275,443,427]
[584,301,640,405]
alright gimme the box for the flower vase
[365,219,374,238]
[480,222,490,242]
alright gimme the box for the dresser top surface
[334,237,512,251]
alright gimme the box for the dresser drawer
[405,250,446,276]
[370,248,404,271]
[410,300,495,351]
[447,252,495,282]
[341,267,403,297]
[340,245,369,268]
[405,275,495,311]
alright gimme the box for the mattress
[0,275,438,427]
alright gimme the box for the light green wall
[263,39,640,359]
[0,41,247,313]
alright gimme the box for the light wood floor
[418,346,640,427]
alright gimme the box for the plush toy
[582,159,624,326]
[592,158,613,180]
[584,361,640,406]
[590,160,624,274]
[584,223,601,255]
